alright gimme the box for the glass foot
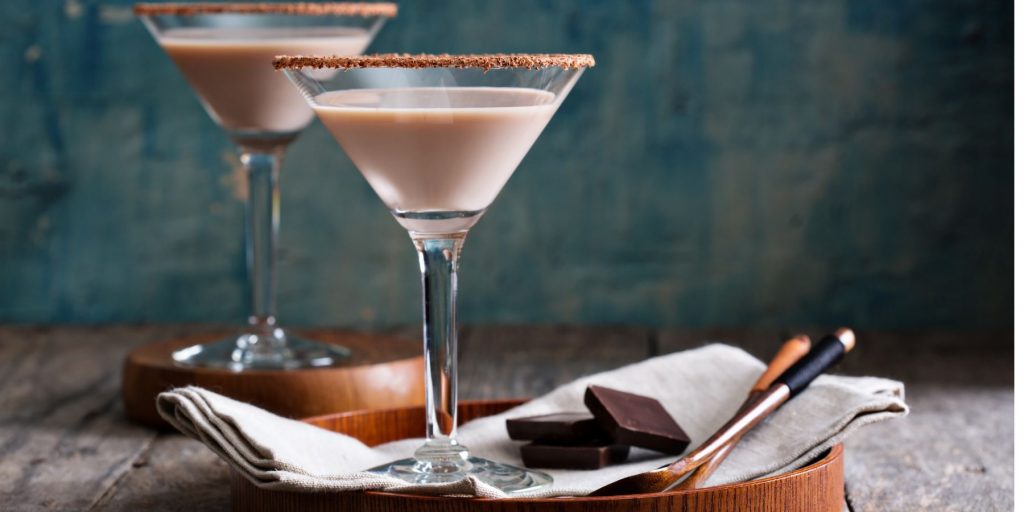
[368,456,553,494]
[172,330,350,371]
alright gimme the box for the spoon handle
[773,328,854,396]
[664,329,855,490]
[752,335,813,392]
[679,335,811,489]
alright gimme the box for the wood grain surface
[0,326,1012,511]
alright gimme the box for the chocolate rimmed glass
[134,3,396,370]
[276,53,594,493]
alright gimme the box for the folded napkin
[157,343,907,498]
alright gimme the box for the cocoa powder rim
[273,53,596,71]
[133,3,398,17]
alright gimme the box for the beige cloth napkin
[157,343,908,498]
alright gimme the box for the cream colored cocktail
[314,87,556,214]
[160,27,371,133]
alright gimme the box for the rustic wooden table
[0,326,1011,511]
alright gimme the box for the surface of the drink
[314,87,557,216]
[159,27,371,134]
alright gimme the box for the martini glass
[277,54,594,493]
[134,3,396,370]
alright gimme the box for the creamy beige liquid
[314,87,557,216]
[159,27,371,133]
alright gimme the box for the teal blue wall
[0,0,1011,329]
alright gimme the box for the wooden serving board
[122,330,424,429]
[230,400,845,512]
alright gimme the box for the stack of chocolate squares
[506,385,691,469]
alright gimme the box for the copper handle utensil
[588,328,856,497]
[677,335,812,490]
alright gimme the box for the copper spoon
[676,334,812,490]
[588,328,856,497]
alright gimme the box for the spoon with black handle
[588,328,856,496]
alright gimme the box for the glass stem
[412,233,469,464]
[240,148,283,341]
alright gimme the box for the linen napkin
[156,343,907,498]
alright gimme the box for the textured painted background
[0,0,1012,329]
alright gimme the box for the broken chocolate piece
[584,385,690,454]
[506,412,603,443]
[521,441,629,470]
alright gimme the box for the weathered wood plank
[843,387,1013,511]
[459,325,653,399]
[92,433,230,511]
[0,326,1012,512]
[0,326,198,510]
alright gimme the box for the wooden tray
[122,330,424,429]
[230,400,845,512]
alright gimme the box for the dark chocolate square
[520,441,630,470]
[584,385,690,454]
[506,412,603,443]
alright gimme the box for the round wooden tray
[230,400,845,512]
[122,330,424,429]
